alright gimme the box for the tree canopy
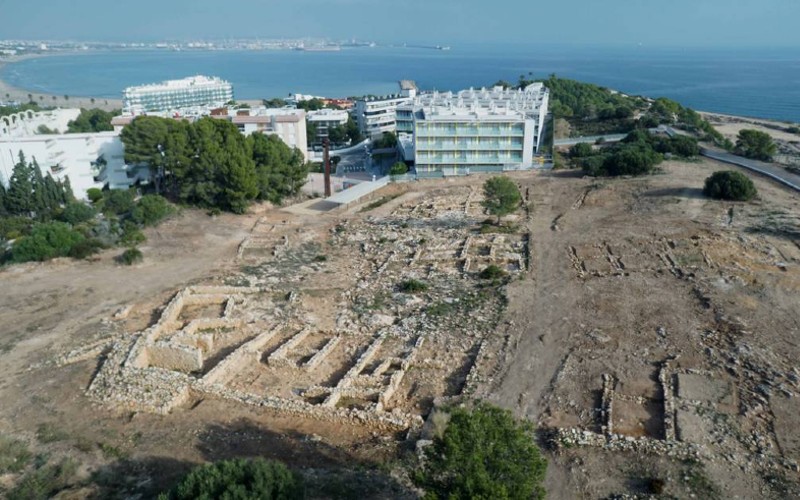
[703,170,757,201]
[735,129,777,161]
[415,402,547,500]
[482,176,521,222]
[67,108,120,133]
[575,130,699,177]
[159,458,303,500]
[120,116,308,212]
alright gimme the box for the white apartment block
[123,75,233,115]
[0,108,81,138]
[306,108,349,142]
[398,83,550,173]
[0,132,149,200]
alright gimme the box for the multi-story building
[0,132,149,200]
[306,108,349,143]
[123,75,233,115]
[398,83,549,173]
[211,107,308,159]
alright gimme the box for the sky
[0,0,798,48]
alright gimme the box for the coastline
[0,52,123,111]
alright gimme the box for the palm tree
[90,98,95,105]
[39,96,44,102]
[63,95,69,101]
[27,93,32,102]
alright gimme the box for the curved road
[700,147,800,193]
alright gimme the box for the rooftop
[124,75,231,94]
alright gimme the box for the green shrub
[703,171,757,201]
[569,142,594,158]
[398,279,429,293]
[414,402,547,500]
[479,264,507,280]
[389,162,408,176]
[86,188,104,204]
[118,247,143,265]
[35,423,69,444]
[130,194,174,227]
[59,202,97,225]
[102,189,136,215]
[7,458,78,500]
[160,458,303,500]
[482,176,521,222]
[10,222,85,263]
[0,216,33,242]
[0,434,32,473]
[120,221,146,247]
[735,129,776,161]
[68,238,107,259]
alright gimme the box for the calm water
[3,44,799,122]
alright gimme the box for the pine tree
[30,157,48,217]
[62,176,75,203]
[6,151,33,216]
[0,181,8,216]
[43,174,62,212]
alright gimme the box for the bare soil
[1,159,799,498]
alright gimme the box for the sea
[2,44,799,122]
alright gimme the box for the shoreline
[0,52,123,111]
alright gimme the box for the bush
[59,202,97,225]
[7,458,78,500]
[160,458,303,500]
[415,402,547,500]
[118,247,143,265]
[131,194,174,227]
[102,189,136,215]
[479,264,507,280]
[389,162,409,176]
[68,238,107,259]
[10,222,85,263]
[569,142,594,158]
[0,435,32,473]
[0,216,33,242]
[735,129,777,161]
[120,221,146,246]
[703,170,757,201]
[86,188,104,204]
[398,279,429,293]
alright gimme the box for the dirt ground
[702,112,800,170]
[1,158,800,498]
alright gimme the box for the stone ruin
[87,185,530,433]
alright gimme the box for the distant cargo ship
[436,45,451,51]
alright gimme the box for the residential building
[210,107,308,159]
[398,83,549,173]
[0,108,81,138]
[123,75,233,115]
[0,132,149,200]
[307,108,349,143]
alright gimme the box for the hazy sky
[1,0,798,47]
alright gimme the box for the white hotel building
[123,75,233,115]
[397,83,549,173]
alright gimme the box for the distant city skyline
[1,0,799,48]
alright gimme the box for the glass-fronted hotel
[398,83,549,173]
[123,75,233,115]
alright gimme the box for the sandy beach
[0,53,123,111]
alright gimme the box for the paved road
[700,148,800,193]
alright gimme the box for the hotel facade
[123,75,233,115]
[398,83,549,173]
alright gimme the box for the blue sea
[2,44,799,122]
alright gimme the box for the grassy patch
[35,423,69,444]
[313,254,328,262]
[426,301,457,317]
[6,458,78,500]
[359,194,400,213]
[397,279,429,294]
[479,223,519,234]
[0,435,33,473]
[479,264,507,280]
[99,442,128,460]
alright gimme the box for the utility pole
[323,138,332,197]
